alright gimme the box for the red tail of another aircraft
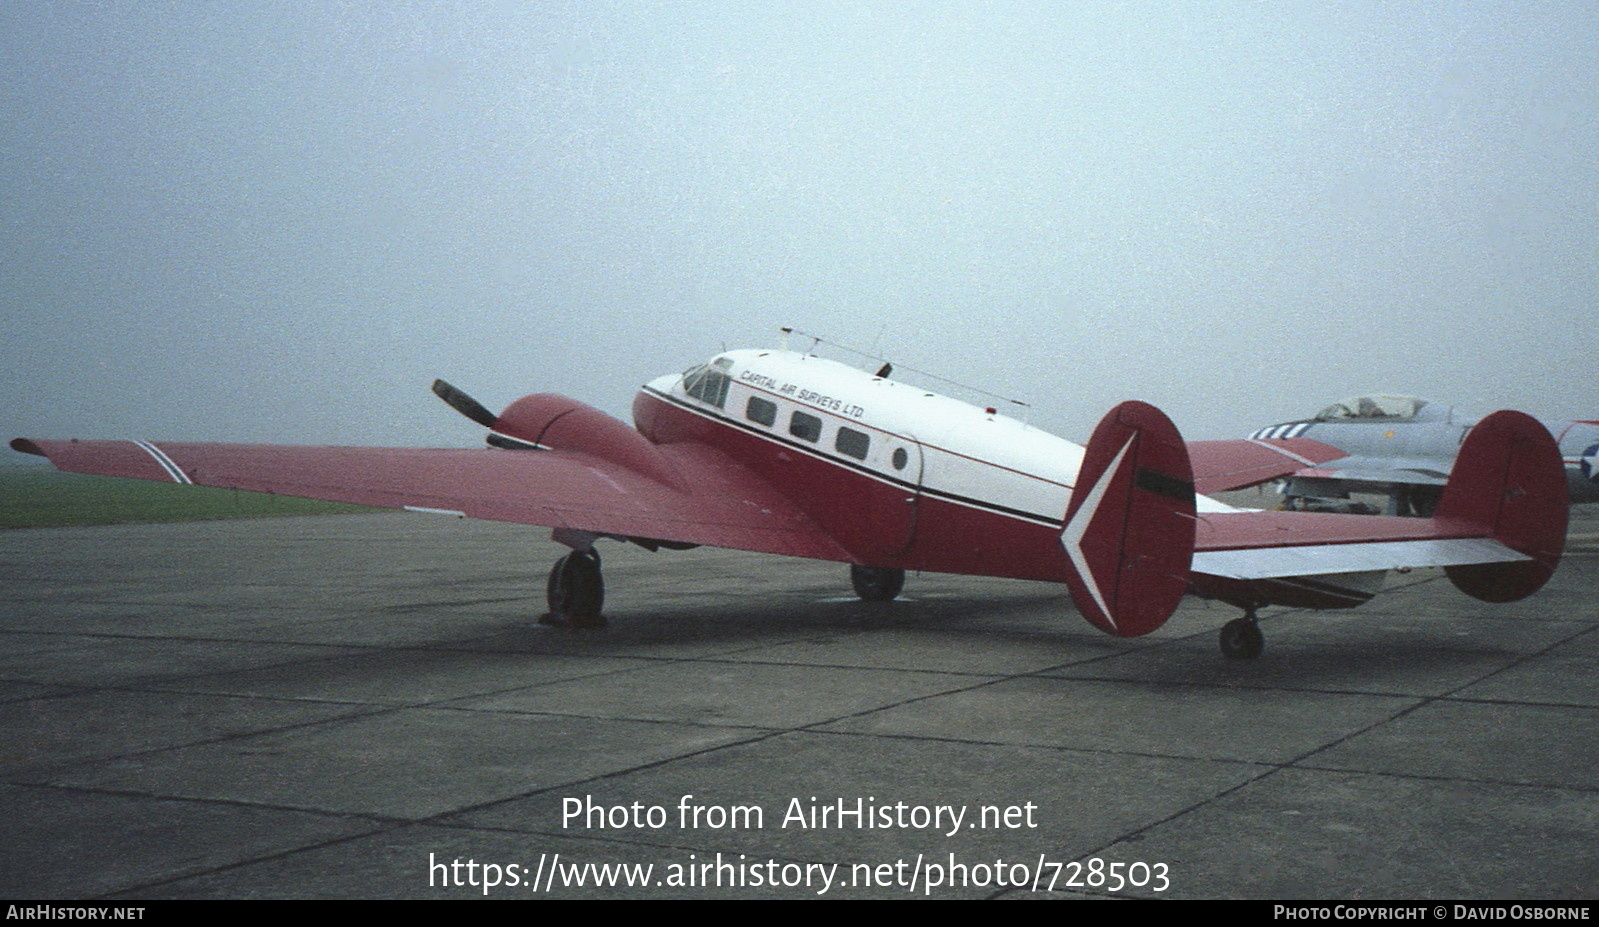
[1060,401,1197,637]
[1435,409,1569,602]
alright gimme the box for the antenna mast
[779,326,1032,420]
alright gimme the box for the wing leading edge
[9,438,852,563]
[1186,437,1348,494]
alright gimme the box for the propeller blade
[431,379,498,429]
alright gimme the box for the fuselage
[630,349,1235,583]
[1554,421,1599,503]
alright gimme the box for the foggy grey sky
[3,1,1596,454]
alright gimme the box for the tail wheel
[545,549,606,628]
[1408,487,1441,517]
[850,565,905,602]
[1219,614,1264,659]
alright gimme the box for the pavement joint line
[0,629,368,650]
[1269,616,1599,776]
[1032,664,1590,702]
[1,638,716,696]
[1280,762,1599,796]
[759,725,1283,770]
[421,704,786,733]
[2,680,791,776]
[402,653,1274,831]
[1052,635,1599,889]
[100,820,413,901]
[679,656,1018,679]
[2,701,400,783]
[410,727,793,826]
[1065,761,1290,891]
[5,778,407,826]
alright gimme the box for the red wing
[10,439,851,562]
[1186,437,1347,494]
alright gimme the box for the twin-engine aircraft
[14,338,1569,658]
[1251,395,1599,517]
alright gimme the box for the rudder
[1435,409,1568,602]
[1060,401,1197,637]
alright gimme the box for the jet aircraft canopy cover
[1314,395,1433,422]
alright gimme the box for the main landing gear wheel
[543,548,606,628]
[850,565,905,602]
[1219,613,1264,660]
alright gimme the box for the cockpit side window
[682,361,731,409]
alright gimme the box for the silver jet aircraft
[1250,394,1599,516]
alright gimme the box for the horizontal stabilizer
[1192,536,1527,580]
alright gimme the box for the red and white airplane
[12,336,1569,658]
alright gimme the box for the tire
[546,549,605,627]
[1219,617,1264,659]
[850,565,905,602]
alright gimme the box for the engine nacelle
[494,393,685,490]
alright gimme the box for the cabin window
[790,411,822,443]
[835,427,870,461]
[746,396,777,427]
[892,447,909,470]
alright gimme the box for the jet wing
[9,438,852,562]
[1287,460,1450,488]
[1186,437,1348,494]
